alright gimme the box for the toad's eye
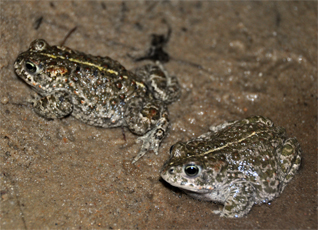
[184,164,200,177]
[25,61,37,74]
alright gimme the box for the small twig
[33,16,43,30]
[60,26,77,46]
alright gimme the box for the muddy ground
[0,1,317,229]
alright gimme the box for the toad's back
[197,117,285,187]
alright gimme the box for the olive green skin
[161,116,301,218]
[14,39,181,163]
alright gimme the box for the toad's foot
[219,182,255,218]
[132,117,168,164]
[134,62,181,104]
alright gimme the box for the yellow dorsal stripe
[40,53,118,74]
[40,53,145,88]
[199,131,258,156]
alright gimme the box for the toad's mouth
[161,174,216,194]
[180,188,212,195]
[179,183,216,193]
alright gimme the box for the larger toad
[14,39,180,163]
[161,116,301,218]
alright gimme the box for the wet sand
[1,1,317,229]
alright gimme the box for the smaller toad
[160,116,301,218]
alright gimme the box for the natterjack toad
[14,39,181,163]
[161,116,301,218]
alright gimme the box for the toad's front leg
[32,91,73,119]
[215,182,255,218]
[124,97,169,163]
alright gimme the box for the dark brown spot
[116,82,122,89]
[150,108,158,116]
[232,152,240,160]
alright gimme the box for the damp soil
[0,1,317,229]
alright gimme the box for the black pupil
[185,165,199,176]
[26,62,36,73]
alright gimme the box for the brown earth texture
[0,1,317,229]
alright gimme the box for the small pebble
[1,97,9,104]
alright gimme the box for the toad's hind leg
[124,97,169,163]
[278,138,302,188]
[32,91,73,119]
[134,62,181,104]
